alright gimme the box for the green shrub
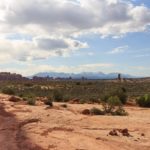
[53,90,63,102]
[18,93,23,97]
[102,96,122,113]
[44,97,53,107]
[90,107,105,115]
[116,89,127,104]
[79,99,87,104]
[63,95,71,102]
[111,107,128,116]
[2,87,15,95]
[101,95,128,116]
[22,97,28,101]
[27,98,36,105]
[110,88,127,104]
[136,94,150,107]
[89,97,100,103]
[101,88,127,105]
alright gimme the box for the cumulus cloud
[35,36,87,51]
[0,0,150,63]
[1,0,150,36]
[0,37,87,61]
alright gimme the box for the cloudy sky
[0,0,150,76]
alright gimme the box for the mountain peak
[32,71,134,79]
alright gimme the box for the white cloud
[0,0,150,36]
[108,45,129,54]
[0,37,87,61]
[0,63,115,76]
[0,0,150,69]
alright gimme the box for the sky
[0,0,150,76]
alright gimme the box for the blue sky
[0,0,150,76]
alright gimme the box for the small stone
[141,133,145,136]
[109,129,118,136]
[121,128,130,137]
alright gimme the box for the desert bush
[22,97,28,101]
[79,99,87,104]
[89,97,100,103]
[101,95,128,116]
[2,87,15,95]
[115,88,127,104]
[23,92,36,99]
[27,98,36,105]
[109,88,127,104]
[53,90,63,102]
[111,107,128,116]
[44,97,53,107]
[63,95,71,102]
[90,107,105,115]
[102,96,122,113]
[101,87,127,105]
[136,94,150,107]
[18,93,23,97]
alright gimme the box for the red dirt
[0,94,150,150]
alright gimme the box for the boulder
[82,109,90,115]
[9,96,22,102]
[121,128,130,137]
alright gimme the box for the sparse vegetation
[136,94,150,108]
[27,98,36,106]
[111,107,128,116]
[100,95,128,116]
[0,79,149,109]
[90,107,105,115]
[53,90,63,102]
[44,97,53,107]
[101,96,122,113]
[2,87,15,95]
[102,88,127,105]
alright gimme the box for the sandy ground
[0,94,150,150]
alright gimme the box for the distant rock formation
[0,72,28,81]
[118,73,121,80]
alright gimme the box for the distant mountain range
[32,72,135,79]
